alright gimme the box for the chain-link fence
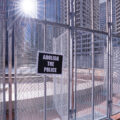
[0,18,4,120]
[112,37,120,115]
[0,1,5,119]
[1,0,120,120]
[14,19,70,120]
[94,33,107,120]
[75,31,108,120]
[76,31,93,120]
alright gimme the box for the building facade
[100,2,106,31]
[116,0,120,35]
[112,0,117,33]
[100,0,116,33]
[75,0,105,68]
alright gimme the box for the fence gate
[9,0,71,120]
[73,0,116,120]
[75,32,108,120]
[14,23,70,120]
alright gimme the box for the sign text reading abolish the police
[37,52,63,74]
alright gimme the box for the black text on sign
[37,52,63,74]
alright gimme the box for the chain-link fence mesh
[76,31,93,120]
[0,1,5,119]
[94,33,107,119]
[112,37,120,115]
[46,0,68,24]
[52,27,69,120]
[14,18,69,120]
[0,18,4,120]
[12,0,70,119]
[14,21,45,120]
[13,0,69,24]
[76,31,107,120]
[3,0,120,120]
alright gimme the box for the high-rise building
[112,0,117,33]
[76,0,91,28]
[116,0,120,35]
[75,0,99,29]
[100,2,106,31]
[75,0,104,68]
[60,0,68,24]
[100,0,116,33]
[93,0,100,30]
[99,0,119,47]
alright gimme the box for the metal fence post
[3,0,7,119]
[3,17,6,120]
[69,0,76,119]
[106,0,113,119]
[91,0,95,119]
[73,0,77,119]
[44,0,47,120]
[14,22,17,120]
[67,0,71,119]
[8,26,13,120]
